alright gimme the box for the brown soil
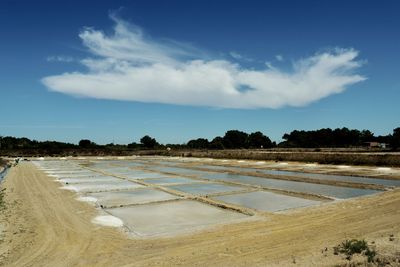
[0,163,399,266]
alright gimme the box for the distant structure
[364,142,387,149]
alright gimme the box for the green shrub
[334,239,376,262]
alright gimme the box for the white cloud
[42,16,366,109]
[229,51,242,60]
[46,55,75,63]
[264,61,276,70]
[275,54,284,61]
[229,51,253,62]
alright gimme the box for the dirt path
[0,163,399,266]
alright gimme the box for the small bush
[334,239,376,262]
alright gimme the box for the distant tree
[127,142,140,149]
[390,127,400,150]
[140,135,158,149]
[222,130,249,149]
[0,136,22,149]
[209,136,224,149]
[282,130,310,147]
[359,130,375,144]
[314,128,334,147]
[281,127,376,148]
[79,139,96,148]
[248,131,273,148]
[374,134,390,144]
[187,138,209,149]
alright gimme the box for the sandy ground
[0,163,399,266]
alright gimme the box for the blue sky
[1,0,399,144]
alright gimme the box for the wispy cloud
[229,51,253,62]
[275,54,284,61]
[46,55,75,63]
[229,51,243,60]
[264,61,276,70]
[42,15,366,109]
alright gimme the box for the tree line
[281,127,400,148]
[182,127,400,150]
[0,127,399,155]
[186,130,275,149]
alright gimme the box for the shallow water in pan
[62,180,144,193]
[167,182,246,196]
[141,177,200,185]
[59,176,122,184]
[148,166,380,199]
[213,191,321,212]
[196,164,400,187]
[87,188,179,207]
[105,200,248,237]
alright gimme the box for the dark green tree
[127,142,140,149]
[187,138,209,149]
[248,131,273,148]
[209,136,224,149]
[79,139,96,148]
[390,127,400,150]
[140,135,158,149]
[281,127,375,148]
[223,130,249,149]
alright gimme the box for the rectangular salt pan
[141,177,200,185]
[100,167,133,173]
[45,170,90,174]
[119,172,170,179]
[201,172,381,199]
[52,173,102,178]
[106,200,248,237]
[213,191,321,212]
[59,176,122,184]
[47,172,96,177]
[196,164,400,187]
[167,183,246,196]
[149,166,213,177]
[40,167,82,172]
[63,180,144,193]
[87,188,179,207]
[145,166,380,199]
